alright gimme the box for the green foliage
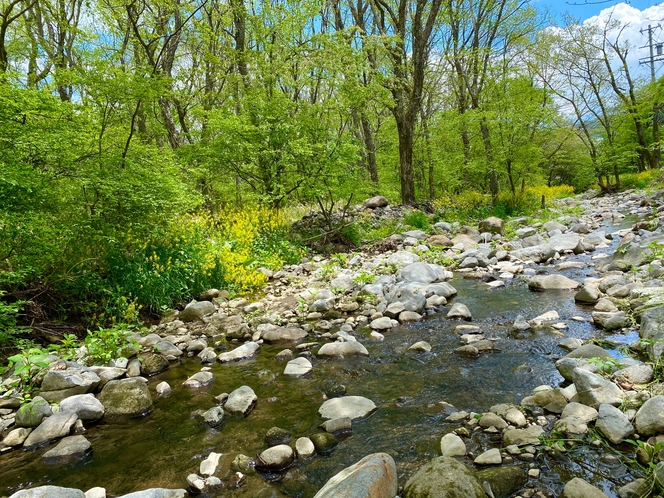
[353,271,377,285]
[6,347,51,390]
[404,210,430,230]
[0,291,23,347]
[84,325,140,366]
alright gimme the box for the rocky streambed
[2,190,664,498]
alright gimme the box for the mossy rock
[476,466,527,498]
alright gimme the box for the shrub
[404,209,429,230]
[80,205,304,323]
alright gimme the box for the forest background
[1,0,664,342]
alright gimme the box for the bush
[404,210,429,230]
[78,205,303,323]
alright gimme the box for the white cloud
[583,2,664,79]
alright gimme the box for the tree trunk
[360,115,379,184]
[395,112,416,204]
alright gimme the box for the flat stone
[561,402,598,423]
[369,317,393,330]
[528,274,580,290]
[502,426,544,446]
[563,477,609,498]
[317,342,369,357]
[8,486,86,498]
[312,452,398,498]
[255,445,294,472]
[199,452,222,476]
[154,340,182,359]
[88,366,126,388]
[115,489,187,498]
[224,386,257,417]
[182,371,215,388]
[407,341,431,352]
[261,326,308,343]
[23,410,78,448]
[42,435,91,464]
[3,427,32,447]
[318,396,377,421]
[614,364,653,385]
[479,412,508,430]
[283,357,313,377]
[217,342,260,363]
[320,417,352,434]
[474,448,501,465]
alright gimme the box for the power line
[639,23,664,82]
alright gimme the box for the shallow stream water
[0,217,645,498]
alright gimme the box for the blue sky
[535,1,664,78]
[542,0,662,23]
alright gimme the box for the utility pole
[639,24,664,169]
[640,24,664,83]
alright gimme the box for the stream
[0,216,644,498]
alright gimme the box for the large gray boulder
[639,307,664,358]
[528,274,580,291]
[401,263,447,284]
[224,385,257,416]
[140,354,170,376]
[318,396,377,421]
[8,486,85,498]
[596,404,634,444]
[179,301,216,322]
[39,369,100,402]
[572,368,623,409]
[313,452,398,498]
[592,311,629,330]
[478,217,505,236]
[261,326,308,343]
[23,410,78,448]
[635,395,664,435]
[403,456,484,498]
[575,285,600,303]
[15,396,52,428]
[548,233,582,253]
[392,288,427,313]
[59,393,105,421]
[364,196,389,209]
[98,378,153,417]
[511,244,555,263]
[563,477,608,498]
